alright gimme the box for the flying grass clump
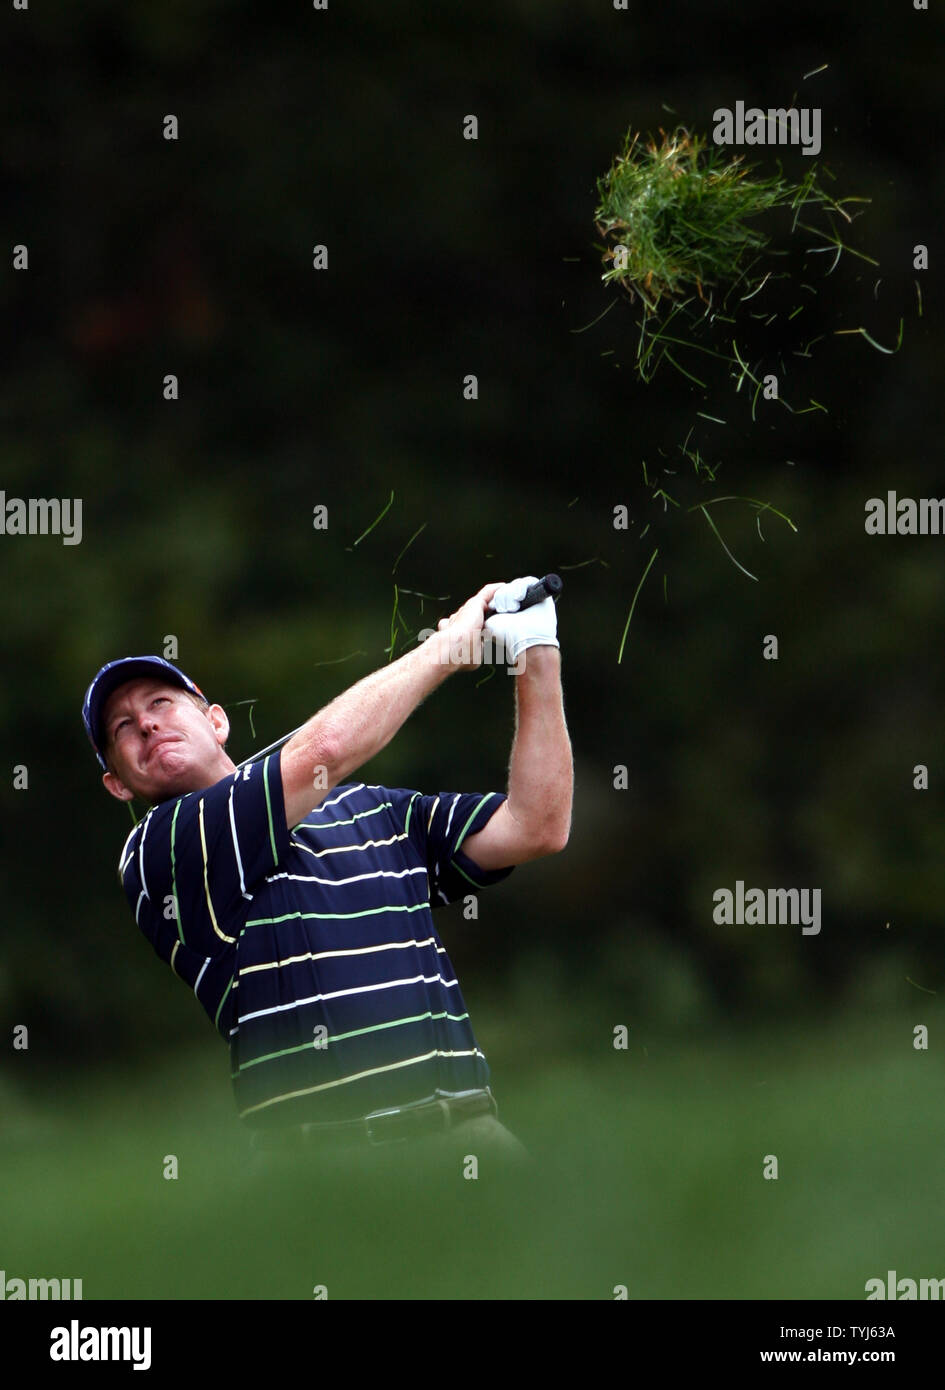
[590,127,897,631]
[592,126,878,390]
[595,126,844,313]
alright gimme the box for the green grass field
[2,1004,941,1300]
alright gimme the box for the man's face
[100,678,232,805]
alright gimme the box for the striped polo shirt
[117,752,514,1128]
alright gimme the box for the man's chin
[137,755,200,802]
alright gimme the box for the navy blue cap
[82,656,208,770]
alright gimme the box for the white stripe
[290,832,408,860]
[237,971,460,1025]
[194,956,210,999]
[376,1084,490,1110]
[118,819,142,877]
[432,796,461,897]
[263,865,426,890]
[291,799,393,834]
[238,1049,483,1111]
[137,811,151,901]
[239,935,441,975]
[134,890,146,925]
[228,783,252,901]
[298,783,366,814]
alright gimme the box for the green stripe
[453,793,495,852]
[214,975,234,1030]
[294,801,393,832]
[169,800,184,943]
[404,792,419,838]
[236,1050,479,1107]
[232,1009,470,1074]
[262,755,279,866]
[244,901,430,929]
[451,859,484,887]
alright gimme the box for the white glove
[484,575,560,664]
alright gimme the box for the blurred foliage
[2,1005,943,1299]
[1,0,944,1076]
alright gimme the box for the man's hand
[483,575,560,666]
[435,581,505,670]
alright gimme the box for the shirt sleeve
[399,788,516,908]
[118,752,291,962]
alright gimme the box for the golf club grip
[484,573,563,617]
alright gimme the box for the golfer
[82,577,572,1168]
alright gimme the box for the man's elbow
[536,821,570,856]
[309,726,342,785]
[282,723,343,801]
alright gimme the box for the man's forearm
[283,630,454,790]
[505,646,573,847]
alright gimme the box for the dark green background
[1,0,943,1301]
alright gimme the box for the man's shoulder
[291,782,418,831]
[301,781,410,812]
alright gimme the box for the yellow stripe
[239,1048,479,1117]
[240,937,438,976]
[169,941,181,977]
[291,832,408,860]
[199,798,236,944]
[293,801,392,833]
[426,796,440,831]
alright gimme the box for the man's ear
[103,770,135,802]
[207,703,230,748]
